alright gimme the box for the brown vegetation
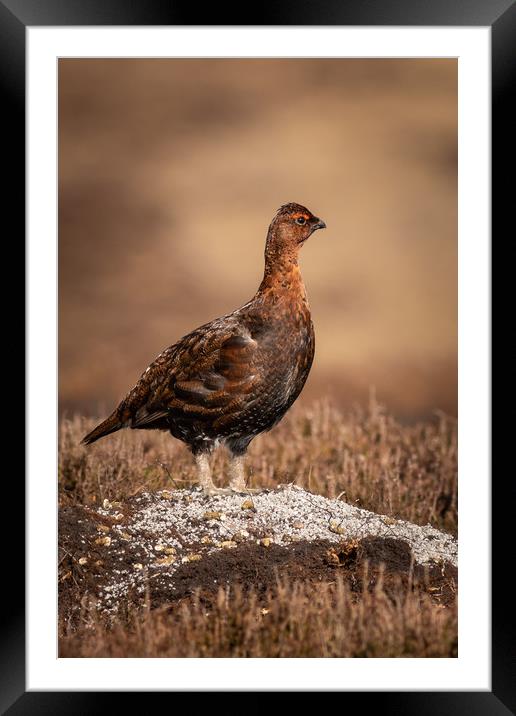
[60,571,457,659]
[58,58,458,659]
[59,398,457,658]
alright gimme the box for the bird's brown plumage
[83,203,326,488]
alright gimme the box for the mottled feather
[82,202,325,461]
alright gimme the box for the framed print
[5,0,513,710]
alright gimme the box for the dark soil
[59,504,457,630]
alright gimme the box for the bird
[82,202,326,494]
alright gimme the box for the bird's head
[268,203,326,250]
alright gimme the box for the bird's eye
[295,217,306,225]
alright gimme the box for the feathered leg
[228,454,259,493]
[195,453,231,495]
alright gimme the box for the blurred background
[58,59,457,421]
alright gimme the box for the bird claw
[201,486,234,496]
[230,485,261,494]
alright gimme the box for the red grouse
[83,203,326,493]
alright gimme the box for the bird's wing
[121,321,259,429]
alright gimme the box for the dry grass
[59,575,457,659]
[59,397,457,658]
[59,396,458,535]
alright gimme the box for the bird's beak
[311,218,326,232]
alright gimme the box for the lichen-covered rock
[59,485,458,619]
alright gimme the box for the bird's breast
[251,297,314,404]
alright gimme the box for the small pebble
[232,531,249,543]
[181,553,202,563]
[203,511,223,521]
[329,521,346,535]
[154,555,175,566]
[220,540,237,549]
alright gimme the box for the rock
[58,486,458,618]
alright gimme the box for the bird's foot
[229,482,261,494]
[201,485,234,496]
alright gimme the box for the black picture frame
[6,0,513,711]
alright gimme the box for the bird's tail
[82,412,122,445]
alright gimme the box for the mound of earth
[59,485,458,620]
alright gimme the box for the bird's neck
[258,228,304,295]
[258,250,304,293]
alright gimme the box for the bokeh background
[59,59,457,421]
